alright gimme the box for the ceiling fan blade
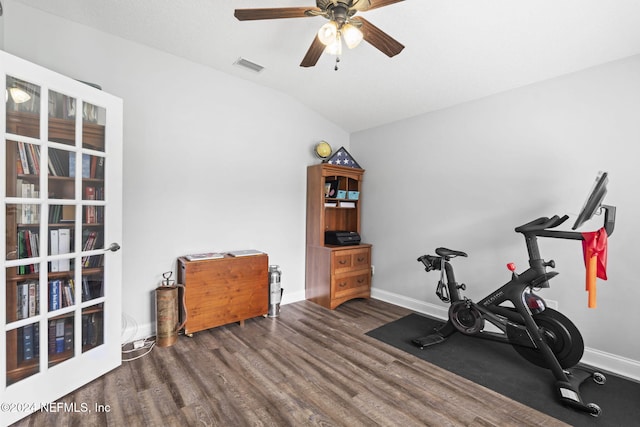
[234,7,320,21]
[351,0,404,12]
[355,17,404,57]
[300,36,326,67]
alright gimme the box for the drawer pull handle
[338,282,347,287]
[339,260,348,265]
[356,257,365,262]
[357,278,365,284]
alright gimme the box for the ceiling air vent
[233,57,264,73]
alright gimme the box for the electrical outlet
[371,265,375,276]
[133,340,145,349]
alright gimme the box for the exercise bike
[413,172,615,417]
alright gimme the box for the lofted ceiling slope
[11,0,640,132]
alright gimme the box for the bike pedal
[412,334,446,348]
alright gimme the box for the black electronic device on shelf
[325,230,361,246]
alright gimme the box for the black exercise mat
[366,313,640,426]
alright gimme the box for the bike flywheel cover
[449,301,484,335]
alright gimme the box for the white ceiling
[12,0,640,132]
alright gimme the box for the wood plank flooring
[11,299,569,426]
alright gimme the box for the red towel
[581,227,608,308]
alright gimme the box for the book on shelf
[22,324,35,360]
[185,252,225,261]
[50,229,59,272]
[85,186,95,200]
[82,275,103,301]
[16,280,39,320]
[17,323,39,363]
[17,141,30,174]
[57,228,71,271]
[227,249,264,257]
[20,203,39,224]
[95,157,105,179]
[64,320,73,351]
[55,319,65,353]
[49,279,75,311]
[49,280,60,311]
[82,312,103,347]
[16,179,39,198]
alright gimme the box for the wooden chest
[177,254,268,335]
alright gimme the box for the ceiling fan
[234,0,405,68]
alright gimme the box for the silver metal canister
[268,265,283,317]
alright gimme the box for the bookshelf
[305,164,372,309]
[1,51,123,426]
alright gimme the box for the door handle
[104,242,121,252]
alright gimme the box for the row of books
[49,278,75,311]
[84,205,104,224]
[82,230,101,251]
[18,229,106,271]
[17,230,40,274]
[50,228,72,272]
[84,185,104,201]
[15,179,39,199]
[16,280,39,320]
[17,203,39,225]
[16,312,103,363]
[16,319,71,363]
[49,318,73,356]
[69,154,105,180]
[81,230,103,269]
[16,141,41,176]
[17,323,39,362]
[17,141,106,180]
[82,254,104,269]
[47,205,104,224]
[83,312,103,347]
[49,204,75,224]
[82,276,104,301]
[16,276,102,320]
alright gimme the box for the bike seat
[435,247,468,259]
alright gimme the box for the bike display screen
[572,172,608,230]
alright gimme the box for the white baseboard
[371,288,640,382]
[121,289,308,346]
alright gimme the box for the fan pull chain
[334,56,340,71]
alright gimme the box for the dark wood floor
[12,299,569,426]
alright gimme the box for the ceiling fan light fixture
[342,23,363,49]
[318,21,338,45]
[325,34,342,56]
[7,87,31,104]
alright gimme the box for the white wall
[351,55,640,379]
[3,1,349,340]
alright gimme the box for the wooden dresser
[177,254,268,335]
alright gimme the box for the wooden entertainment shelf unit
[305,163,372,309]
[177,254,268,335]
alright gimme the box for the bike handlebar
[515,215,569,233]
[515,205,616,241]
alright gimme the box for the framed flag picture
[325,146,361,169]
